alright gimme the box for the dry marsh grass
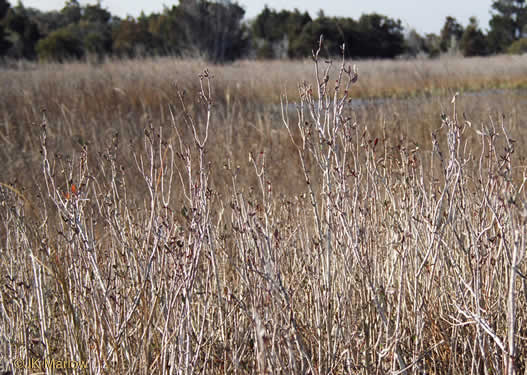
[1,51,527,374]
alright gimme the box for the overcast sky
[20,0,494,35]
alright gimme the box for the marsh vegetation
[1,50,527,374]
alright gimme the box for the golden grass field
[1,53,527,374]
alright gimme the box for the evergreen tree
[460,17,488,56]
[251,7,312,58]
[488,0,527,52]
[112,13,160,57]
[3,2,41,58]
[355,13,405,58]
[287,12,404,59]
[79,3,114,57]
[0,0,9,18]
[0,0,12,56]
[23,7,63,36]
[60,0,81,26]
[439,16,464,53]
[0,26,12,56]
[176,0,248,62]
[289,13,344,58]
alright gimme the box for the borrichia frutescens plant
[278,36,526,374]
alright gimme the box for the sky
[19,0,495,35]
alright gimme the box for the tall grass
[1,49,527,374]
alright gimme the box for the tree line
[0,0,526,63]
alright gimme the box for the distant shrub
[507,38,527,55]
[36,27,83,61]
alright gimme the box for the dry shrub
[1,48,527,374]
